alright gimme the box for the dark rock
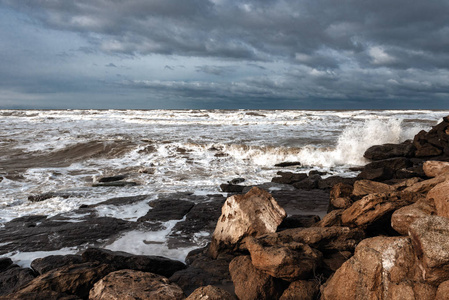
[31,255,83,275]
[270,189,330,218]
[0,291,81,299]
[292,177,319,190]
[87,194,151,208]
[318,176,357,190]
[81,248,186,278]
[220,183,245,193]
[28,192,81,202]
[92,181,138,187]
[363,141,415,160]
[98,175,126,182]
[0,265,36,296]
[357,157,413,181]
[309,170,327,176]
[0,258,13,272]
[275,161,302,167]
[272,172,308,185]
[228,178,245,184]
[278,215,320,230]
[137,199,194,223]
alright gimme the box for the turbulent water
[1,109,449,264]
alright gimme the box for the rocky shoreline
[1,116,449,299]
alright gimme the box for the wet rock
[245,236,322,281]
[186,285,236,300]
[275,161,301,167]
[0,258,13,272]
[228,178,245,185]
[391,200,436,235]
[279,280,319,300]
[357,157,413,181]
[229,256,284,300]
[0,265,36,296]
[81,248,186,278]
[427,180,449,218]
[271,172,308,185]
[220,183,245,193]
[31,255,83,275]
[89,269,185,300]
[423,161,449,177]
[92,181,138,187]
[277,215,320,230]
[363,141,415,160]
[317,176,357,190]
[409,216,449,285]
[97,174,126,182]
[208,187,286,259]
[138,199,194,222]
[352,180,395,197]
[292,176,320,190]
[87,194,151,208]
[9,262,112,299]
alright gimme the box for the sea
[1,109,449,266]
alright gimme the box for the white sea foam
[5,248,79,268]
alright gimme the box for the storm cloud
[1,0,449,108]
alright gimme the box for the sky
[1,0,449,109]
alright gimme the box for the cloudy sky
[1,0,449,109]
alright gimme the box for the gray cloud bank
[1,0,449,108]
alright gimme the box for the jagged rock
[9,262,112,299]
[317,209,343,227]
[423,161,449,177]
[245,236,322,281]
[138,199,194,222]
[352,180,395,197]
[321,236,435,300]
[341,191,421,229]
[278,215,320,230]
[390,177,421,190]
[208,187,286,259]
[272,172,308,185]
[404,173,449,194]
[357,157,413,181]
[0,265,36,296]
[391,200,436,235]
[279,280,319,300]
[31,255,83,275]
[89,270,185,300]
[229,256,284,300]
[409,216,449,285]
[81,248,186,278]
[436,280,449,300]
[186,285,236,300]
[363,141,415,160]
[328,182,353,211]
[427,180,449,218]
[317,176,357,190]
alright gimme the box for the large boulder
[426,180,449,218]
[423,161,449,178]
[208,187,286,258]
[409,216,449,285]
[391,200,436,235]
[364,141,415,161]
[279,280,319,300]
[404,173,449,194]
[186,285,236,300]
[357,157,413,181]
[89,269,185,300]
[229,256,284,300]
[321,236,435,300]
[352,180,395,197]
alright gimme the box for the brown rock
[31,255,83,275]
[279,280,319,300]
[229,256,284,300]
[0,265,36,296]
[423,161,449,178]
[322,251,352,273]
[329,183,353,209]
[391,200,436,235]
[436,280,449,300]
[427,180,449,218]
[352,180,395,197]
[409,216,449,285]
[89,269,185,300]
[404,173,449,194]
[278,215,320,230]
[341,191,420,228]
[272,172,308,185]
[330,197,352,209]
[317,210,343,227]
[208,187,286,258]
[321,236,429,300]
[245,236,322,281]
[415,144,443,157]
[0,290,81,299]
[186,285,236,300]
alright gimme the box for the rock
[279,280,319,300]
[89,269,185,300]
[278,215,320,230]
[330,183,353,201]
[1,291,81,299]
[97,175,126,182]
[391,200,436,235]
[0,265,36,296]
[87,194,152,208]
[170,249,235,296]
[436,280,449,300]
[363,141,415,160]
[10,262,112,299]
[138,199,194,222]
[317,209,343,227]
[229,256,284,300]
[352,180,395,197]
[92,181,138,187]
[341,191,420,229]
[423,161,449,177]
[317,176,357,190]
[27,192,80,202]
[292,177,319,190]
[321,236,435,300]
[409,216,449,285]
[31,255,83,275]
[186,285,236,300]
[0,258,13,272]
[404,173,449,194]
[274,161,301,167]
[322,251,352,273]
[272,172,308,185]
[81,248,186,278]
[269,189,329,217]
[208,187,286,259]
[245,236,322,281]
[357,157,413,181]
[220,183,245,193]
[427,180,449,218]
[228,178,245,185]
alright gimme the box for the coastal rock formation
[186,285,236,300]
[89,270,185,300]
[363,141,415,160]
[423,160,449,177]
[391,200,436,235]
[208,187,286,258]
[427,180,449,218]
[279,280,319,300]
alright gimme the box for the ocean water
[1,109,448,265]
